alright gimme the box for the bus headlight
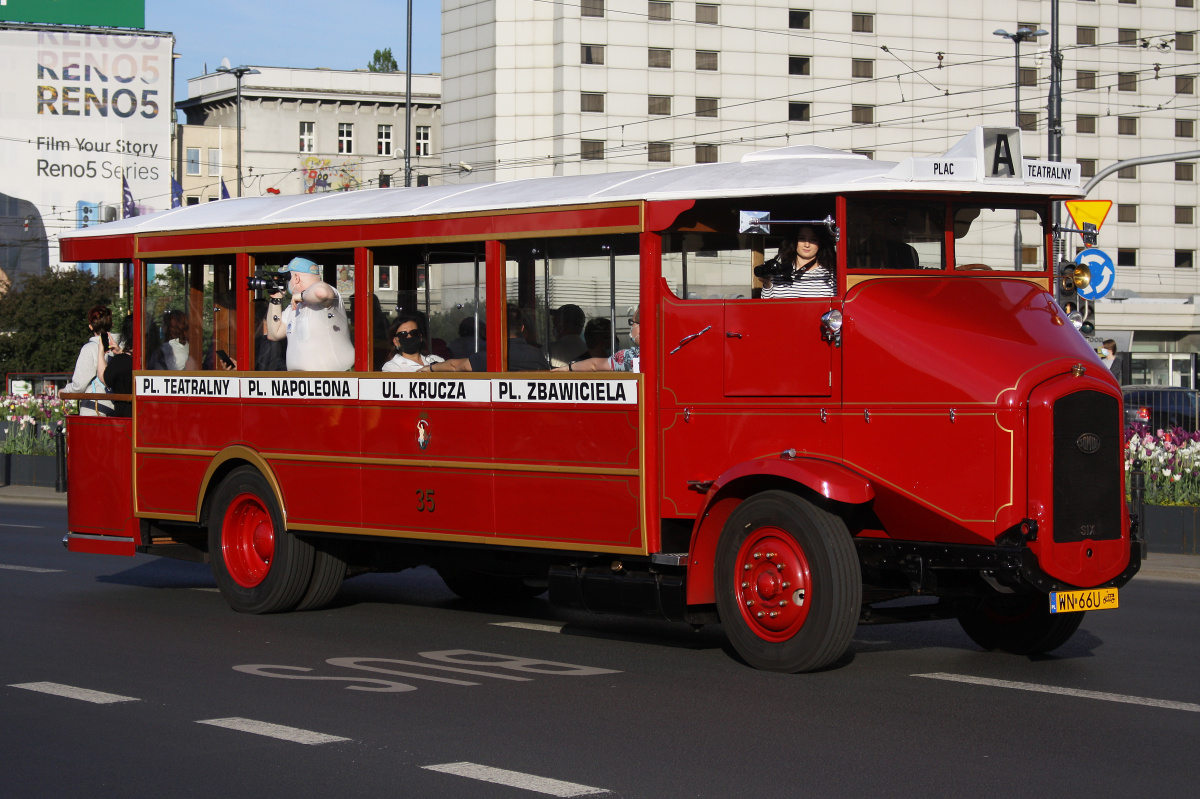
[821,309,843,346]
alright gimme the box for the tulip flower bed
[1125,423,1200,506]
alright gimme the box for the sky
[145,0,444,111]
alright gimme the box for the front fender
[685,457,873,605]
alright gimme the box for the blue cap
[282,257,320,275]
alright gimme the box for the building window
[1019,67,1037,87]
[649,95,672,115]
[338,123,354,154]
[649,48,672,68]
[1077,27,1096,46]
[1118,249,1137,267]
[1077,71,1096,90]
[789,9,811,29]
[1076,115,1097,134]
[1117,204,1137,223]
[1177,162,1195,181]
[788,102,811,121]
[1177,76,1196,95]
[789,56,811,76]
[1118,116,1138,135]
[696,3,718,23]
[696,97,719,117]
[1177,206,1195,225]
[648,142,671,162]
[852,150,874,159]
[1021,246,1040,265]
[1177,250,1195,269]
[1176,119,1195,138]
[696,51,718,71]
[648,1,671,21]
[299,121,315,153]
[377,125,393,156]
[581,92,605,113]
[185,149,200,175]
[581,140,605,160]
[852,59,874,79]
[1181,0,1195,7]
[1179,32,1195,51]
[1079,159,1097,178]
[582,44,605,65]
[1118,29,1138,46]
[852,13,873,33]
[186,196,199,206]
[1117,73,1137,92]
[852,105,874,124]
[695,144,718,163]
[207,148,220,176]
[415,126,430,156]
[1118,165,1137,179]
[581,0,604,17]
[1019,112,1037,131]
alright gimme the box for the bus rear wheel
[715,490,861,673]
[209,466,315,614]
[958,594,1085,655]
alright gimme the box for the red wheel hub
[221,493,275,588]
[734,527,812,641]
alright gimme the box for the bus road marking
[0,563,62,573]
[423,762,609,796]
[10,682,138,704]
[197,717,350,745]
[0,523,42,528]
[490,621,566,633]
[914,673,1200,712]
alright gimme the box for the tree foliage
[0,270,119,373]
[367,48,399,72]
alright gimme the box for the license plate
[1049,588,1118,614]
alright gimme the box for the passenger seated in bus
[424,305,549,372]
[555,307,641,373]
[759,225,836,298]
[253,300,287,371]
[877,212,921,269]
[382,314,445,372]
[448,317,485,359]
[264,257,355,372]
[548,304,588,367]
[152,310,198,370]
[581,317,613,359]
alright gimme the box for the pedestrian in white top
[381,314,445,372]
[264,257,354,372]
[64,304,119,416]
[759,225,837,298]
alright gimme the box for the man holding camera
[264,257,354,371]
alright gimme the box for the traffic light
[417,175,429,187]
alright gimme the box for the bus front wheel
[715,490,861,673]
[209,466,315,614]
[958,595,1084,655]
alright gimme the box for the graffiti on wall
[301,156,361,194]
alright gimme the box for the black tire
[436,566,545,602]
[958,595,1085,655]
[294,540,347,612]
[208,466,315,614]
[715,490,861,673]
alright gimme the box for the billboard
[0,0,145,30]
[0,26,171,281]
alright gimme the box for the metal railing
[1123,388,1200,432]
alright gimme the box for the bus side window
[846,200,945,270]
[953,205,1045,271]
[143,260,236,371]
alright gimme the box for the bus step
[548,565,687,622]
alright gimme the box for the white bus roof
[61,127,1081,242]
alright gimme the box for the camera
[753,256,794,283]
[247,269,290,293]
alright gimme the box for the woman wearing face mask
[381,314,444,372]
[1102,339,1125,384]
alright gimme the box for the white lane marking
[191,588,221,592]
[0,523,42,528]
[423,762,609,797]
[0,563,62,573]
[11,682,138,704]
[490,621,566,633]
[197,717,350,745]
[915,673,1200,713]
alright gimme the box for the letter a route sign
[1064,200,1112,237]
[1075,248,1116,301]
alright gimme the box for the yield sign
[1064,200,1113,233]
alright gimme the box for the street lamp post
[216,65,260,197]
[993,27,1048,268]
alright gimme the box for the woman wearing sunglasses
[381,313,445,372]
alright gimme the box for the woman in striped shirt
[760,225,837,298]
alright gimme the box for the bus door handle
[725,331,743,338]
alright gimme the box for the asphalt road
[2,501,1198,798]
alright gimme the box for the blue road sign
[1075,249,1115,301]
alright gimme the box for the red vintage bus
[59,127,1138,672]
